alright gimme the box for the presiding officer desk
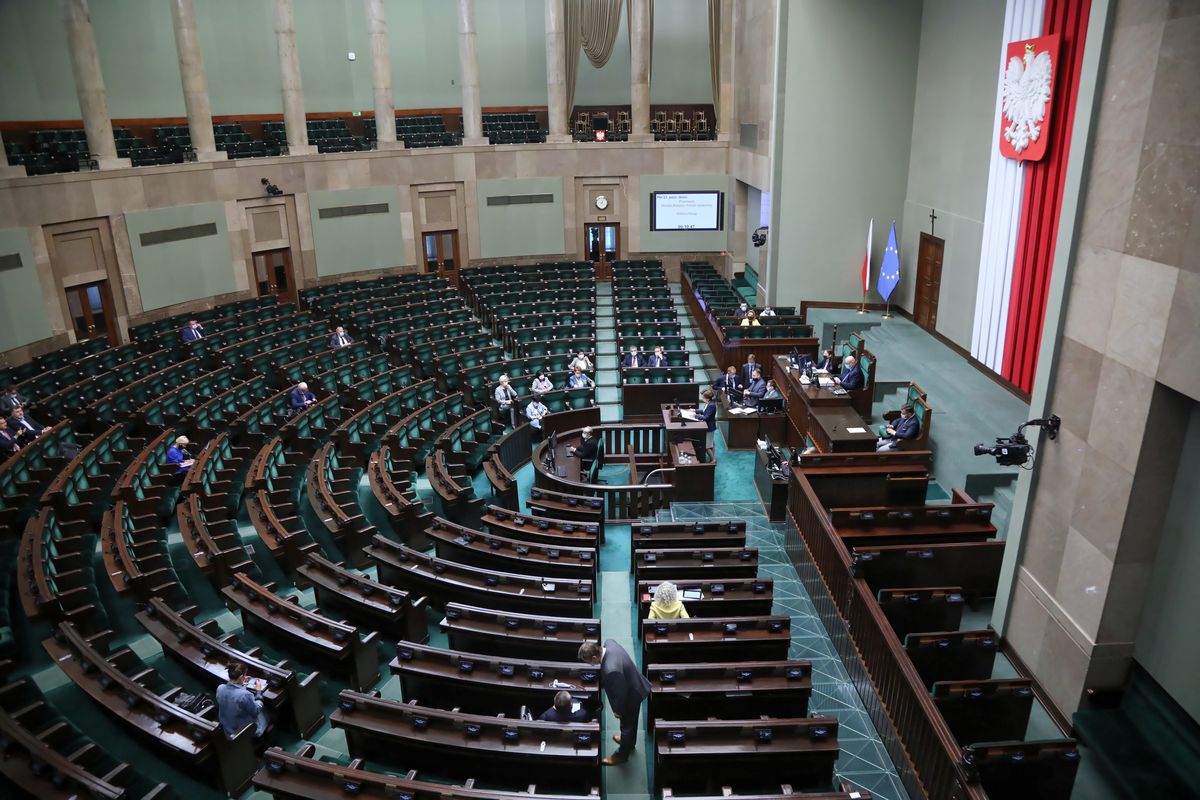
[772,355,876,452]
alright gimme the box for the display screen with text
[650,191,724,231]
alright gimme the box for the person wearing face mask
[647,346,668,368]
[329,326,352,349]
[181,319,204,343]
[530,372,554,395]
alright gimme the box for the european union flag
[876,222,901,302]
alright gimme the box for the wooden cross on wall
[929,208,938,236]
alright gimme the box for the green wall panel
[476,177,566,259]
[126,203,235,311]
[309,187,407,276]
[0,229,53,352]
[640,174,733,253]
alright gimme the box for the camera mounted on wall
[261,178,283,197]
[752,226,768,248]
[973,415,1060,467]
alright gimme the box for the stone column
[0,130,27,178]
[456,0,487,146]
[717,0,734,141]
[544,0,570,143]
[62,0,129,169]
[272,0,316,156]
[169,0,225,161]
[364,0,400,150]
[629,0,651,141]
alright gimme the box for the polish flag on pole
[861,218,874,296]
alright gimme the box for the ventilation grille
[486,194,555,207]
[317,203,390,220]
[139,223,219,247]
[739,123,759,149]
[0,253,22,271]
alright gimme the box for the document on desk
[680,410,698,420]
[846,426,867,434]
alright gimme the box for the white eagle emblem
[1002,46,1053,154]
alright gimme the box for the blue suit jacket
[713,374,739,394]
[181,327,203,343]
[839,365,864,390]
[289,389,316,409]
[621,354,645,368]
[745,378,768,402]
[741,364,760,385]
[700,401,717,431]
[891,414,920,440]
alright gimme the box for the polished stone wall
[1004,0,1200,717]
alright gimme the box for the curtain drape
[564,0,580,131]
[708,0,719,126]
[581,0,624,67]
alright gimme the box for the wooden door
[914,233,944,331]
[64,280,117,343]
[252,248,298,305]
[584,223,619,269]
[423,230,460,282]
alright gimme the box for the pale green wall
[309,187,408,277]
[650,0,713,104]
[476,177,566,259]
[0,228,52,352]
[125,203,235,311]
[1135,404,1200,724]
[640,174,733,253]
[768,0,922,307]
[574,5,632,105]
[478,0,548,106]
[898,0,1005,349]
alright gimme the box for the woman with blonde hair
[649,582,689,619]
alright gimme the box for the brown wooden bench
[851,540,1005,602]
[440,602,600,660]
[932,678,1035,745]
[633,547,760,582]
[296,551,429,643]
[647,660,812,723]
[637,578,774,618]
[642,616,791,664]
[904,629,1001,689]
[481,505,601,548]
[427,516,597,581]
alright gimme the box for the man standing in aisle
[578,640,651,766]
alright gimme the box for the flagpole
[858,218,872,315]
[857,289,869,315]
[881,300,893,319]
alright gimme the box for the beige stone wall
[0,140,731,364]
[1004,0,1200,717]
[730,0,777,192]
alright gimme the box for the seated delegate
[568,367,595,389]
[877,404,920,451]
[329,326,353,349]
[834,356,864,390]
[289,382,316,413]
[181,320,204,342]
[649,581,690,619]
[166,435,194,473]
[538,690,590,723]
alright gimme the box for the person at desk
[539,690,590,723]
[649,581,690,619]
[329,326,352,349]
[530,371,554,395]
[578,640,651,766]
[0,385,29,414]
[181,319,204,343]
[568,367,595,389]
[9,408,43,443]
[621,346,645,368]
[760,306,777,317]
[647,346,669,368]
[712,366,742,401]
[834,356,864,390]
[216,663,267,739]
[166,435,194,473]
[741,354,761,386]
[740,310,762,327]
[289,382,316,413]
[817,349,837,373]
[567,427,598,473]
[567,351,593,372]
[526,394,549,438]
[495,374,518,427]
[736,301,750,318]
[762,379,783,401]
[699,390,717,448]
[877,404,920,451]
[0,419,20,455]
[744,369,768,405]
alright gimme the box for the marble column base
[0,165,27,178]
[462,136,490,147]
[629,132,654,143]
[375,139,405,151]
[95,157,133,170]
[717,132,733,143]
[284,145,318,156]
[193,149,229,162]
[546,133,573,144]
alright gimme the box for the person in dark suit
[579,640,651,765]
[0,419,20,455]
[817,349,837,373]
[712,366,741,401]
[567,427,598,473]
[741,354,760,386]
[736,301,750,318]
[538,690,590,723]
[877,405,920,451]
[9,408,43,443]
[762,380,783,401]
[834,356,864,390]
[329,326,352,349]
[0,385,29,414]
[744,369,768,404]
[289,382,316,411]
[647,346,669,368]
[621,346,644,368]
[699,390,717,449]
[181,320,204,343]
